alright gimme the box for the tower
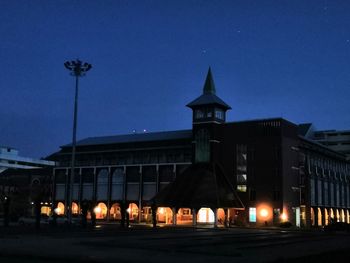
[187,68,231,163]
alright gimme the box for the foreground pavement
[1,224,350,262]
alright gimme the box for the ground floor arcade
[51,201,350,228]
[53,201,246,227]
[309,206,350,226]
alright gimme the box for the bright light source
[94,206,102,214]
[126,208,131,213]
[260,208,268,218]
[198,208,214,223]
[54,207,61,214]
[159,207,164,214]
[281,213,288,221]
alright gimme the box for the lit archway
[41,206,51,216]
[72,202,79,214]
[341,209,345,222]
[324,208,329,225]
[94,202,107,219]
[336,209,340,222]
[128,203,139,221]
[176,208,192,225]
[197,208,215,223]
[310,207,315,226]
[330,208,335,223]
[157,207,173,224]
[110,203,121,220]
[317,207,322,226]
[217,208,225,225]
[55,202,65,215]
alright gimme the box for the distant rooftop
[62,129,193,148]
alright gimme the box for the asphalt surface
[1,223,350,262]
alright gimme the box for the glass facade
[236,144,247,192]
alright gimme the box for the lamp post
[64,59,92,224]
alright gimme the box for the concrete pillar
[106,167,111,222]
[192,208,197,226]
[314,207,318,227]
[138,166,143,223]
[172,208,177,226]
[225,208,229,228]
[78,168,83,215]
[214,208,218,228]
[321,207,325,226]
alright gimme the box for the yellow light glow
[260,209,268,218]
[281,213,288,221]
[126,208,131,213]
[54,207,61,214]
[94,206,102,214]
[198,208,214,223]
[159,208,164,214]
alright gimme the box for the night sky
[1,0,350,158]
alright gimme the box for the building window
[195,109,204,119]
[249,207,256,222]
[195,129,210,163]
[215,109,224,120]
[236,144,247,191]
[237,185,247,192]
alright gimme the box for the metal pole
[68,75,79,224]
[64,59,91,225]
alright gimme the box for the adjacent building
[0,147,55,218]
[49,69,350,228]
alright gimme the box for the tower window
[195,110,204,119]
[195,129,210,163]
[215,110,224,120]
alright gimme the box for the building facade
[49,69,350,228]
[0,147,55,219]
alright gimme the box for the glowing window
[249,207,256,222]
[237,185,247,192]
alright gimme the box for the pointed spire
[203,67,216,95]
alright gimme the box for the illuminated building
[0,147,55,218]
[49,69,350,227]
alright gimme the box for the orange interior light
[260,208,268,218]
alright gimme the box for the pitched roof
[186,68,231,110]
[298,123,313,137]
[151,163,244,209]
[62,129,192,147]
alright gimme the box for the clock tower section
[186,68,231,164]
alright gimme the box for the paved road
[1,224,350,262]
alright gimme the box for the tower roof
[203,67,216,95]
[186,68,231,110]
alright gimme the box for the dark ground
[1,223,350,262]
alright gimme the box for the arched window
[112,168,124,183]
[94,202,108,219]
[97,169,109,184]
[195,129,210,163]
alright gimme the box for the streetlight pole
[64,59,92,224]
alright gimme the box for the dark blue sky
[1,0,350,158]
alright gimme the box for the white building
[0,146,55,173]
